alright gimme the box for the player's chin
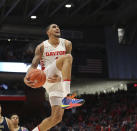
[54,34,61,38]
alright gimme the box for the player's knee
[65,54,73,63]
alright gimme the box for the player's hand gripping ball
[27,69,46,88]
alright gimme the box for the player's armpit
[65,40,72,54]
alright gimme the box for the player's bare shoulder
[38,42,44,53]
[65,40,72,47]
[35,42,44,56]
[65,40,72,54]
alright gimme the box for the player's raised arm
[29,44,44,72]
[24,44,44,87]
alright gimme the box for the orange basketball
[27,69,46,88]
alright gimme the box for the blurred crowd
[46,90,137,131]
[0,40,104,63]
[0,81,25,95]
[0,41,35,63]
[1,89,137,131]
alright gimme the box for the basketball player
[24,24,84,131]
[0,104,15,131]
[10,114,29,131]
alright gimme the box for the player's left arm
[65,40,72,54]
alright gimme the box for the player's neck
[14,124,19,128]
[0,115,3,122]
[48,37,59,46]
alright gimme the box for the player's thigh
[56,54,72,71]
[49,96,63,106]
[45,61,59,78]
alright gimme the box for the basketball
[27,69,46,88]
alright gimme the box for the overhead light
[103,90,106,93]
[65,4,72,8]
[8,39,11,42]
[120,83,123,87]
[118,28,125,44]
[31,16,37,19]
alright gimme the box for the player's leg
[56,54,72,95]
[56,54,72,81]
[39,105,64,131]
[32,97,64,131]
[56,54,85,109]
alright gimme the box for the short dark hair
[45,24,52,34]
[10,113,19,118]
[45,23,58,34]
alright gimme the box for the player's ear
[46,30,50,36]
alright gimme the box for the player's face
[11,115,19,125]
[48,24,61,38]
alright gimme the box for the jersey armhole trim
[5,117,9,128]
